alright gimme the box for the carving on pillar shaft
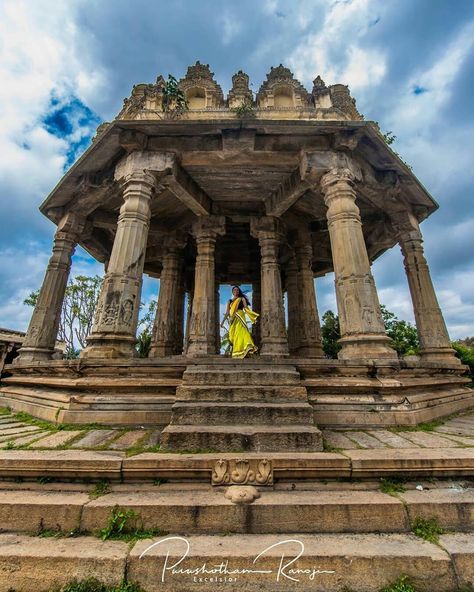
[250,216,289,356]
[187,216,226,356]
[320,166,397,360]
[81,170,156,358]
[149,232,187,357]
[19,212,86,362]
[394,211,460,363]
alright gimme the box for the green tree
[24,275,103,359]
[380,304,419,356]
[161,75,188,116]
[136,299,157,358]
[451,342,474,379]
[320,310,341,359]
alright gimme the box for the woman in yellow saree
[221,285,259,358]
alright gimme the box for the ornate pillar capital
[320,166,357,195]
[191,215,226,242]
[250,215,286,242]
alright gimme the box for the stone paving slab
[0,432,47,447]
[69,429,118,448]
[436,433,474,446]
[322,430,359,449]
[342,431,388,449]
[28,430,83,448]
[108,430,148,450]
[399,431,459,448]
[366,430,417,448]
[0,429,44,444]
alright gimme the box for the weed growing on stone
[379,574,417,592]
[410,516,445,544]
[98,505,161,542]
[59,577,145,592]
[379,477,407,495]
[89,479,111,499]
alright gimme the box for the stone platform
[1,355,471,432]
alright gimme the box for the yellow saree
[228,297,259,358]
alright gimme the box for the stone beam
[114,150,212,216]
[265,150,361,217]
[164,161,212,216]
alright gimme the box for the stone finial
[179,61,224,108]
[224,485,261,504]
[227,70,253,107]
[257,64,310,108]
[117,76,165,119]
[329,84,363,120]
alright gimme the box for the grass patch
[37,476,54,484]
[58,577,145,592]
[410,516,445,544]
[89,479,111,499]
[152,477,168,486]
[11,410,106,433]
[380,575,417,592]
[0,406,11,415]
[390,419,445,433]
[322,439,342,453]
[379,477,407,495]
[98,505,162,543]
[3,440,15,449]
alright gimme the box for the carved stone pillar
[286,254,300,355]
[395,213,459,363]
[149,233,186,357]
[174,269,185,355]
[250,216,289,356]
[81,171,155,358]
[251,280,261,350]
[294,232,324,357]
[187,216,226,356]
[19,213,85,362]
[320,168,396,360]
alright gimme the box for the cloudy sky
[1,0,473,339]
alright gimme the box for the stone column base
[338,334,399,361]
[420,347,462,364]
[13,347,55,363]
[80,335,137,359]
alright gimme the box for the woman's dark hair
[231,285,251,307]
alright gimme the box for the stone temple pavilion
[1,62,471,452]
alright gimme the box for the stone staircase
[159,362,323,452]
[0,480,473,591]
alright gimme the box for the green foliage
[379,477,406,495]
[161,75,188,116]
[380,305,419,356]
[452,341,474,379]
[89,479,111,499]
[380,575,417,592]
[60,578,145,592]
[391,418,444,433]
[136,299,156,357]
[230,98,255,118]
[382,130,397,145]
[99,505,161,542]
[320,310,341,359]
[410,516,445,544]
[220,330,232,355]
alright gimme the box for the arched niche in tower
[186,87,206,110]
[273,85,295,108]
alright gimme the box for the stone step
[1,531,471,592]
[182,368,301,386]
[175,384,309,402]
[170,401,315,425]
[159,424,323,452]
[0,486,473,536]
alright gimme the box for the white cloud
[287,0,386,90]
